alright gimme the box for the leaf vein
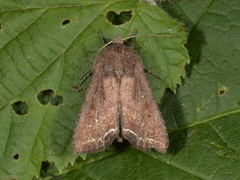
[169,109,240,133]
[146,152,206,179]
[0,9,46,50]
[0,5,108,111]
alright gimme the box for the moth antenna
[122,33,176,42]
[97,33,175,53]
[97,40,114,53]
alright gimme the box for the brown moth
[73,37,168,153]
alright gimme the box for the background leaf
[1,0,239,179]
[0,0,188,180]
[54,0,240,179]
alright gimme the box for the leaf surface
[0,0,188,180]
[53,0,240,179]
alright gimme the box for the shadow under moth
[73,37,168,154]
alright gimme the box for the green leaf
[0,0,188,180]
[55,113,240,180]
[35,0,240,179]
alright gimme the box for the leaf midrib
[169,108,240,133]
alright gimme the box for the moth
[73,37,168,153]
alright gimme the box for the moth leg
[144,68,161,80]
[72,71,93,92]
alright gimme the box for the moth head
[113,36,124,44]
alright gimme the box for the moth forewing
[120,54,168,152]
[73,46,120,154]
[73,37,168,154]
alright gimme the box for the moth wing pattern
[73,50,119,154]
[120,52,169,153]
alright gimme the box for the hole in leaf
[62,19,70,26]
[219,89,225,96]
[12,101,28,115]
[13,153,19,160]
[41,161,50,171]
[40,161,58,178]
[106,11,132,25]
[37,89,54,105]
[50,95,63,106]
[218,85,228,96]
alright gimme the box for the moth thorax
[114,70,124,79]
